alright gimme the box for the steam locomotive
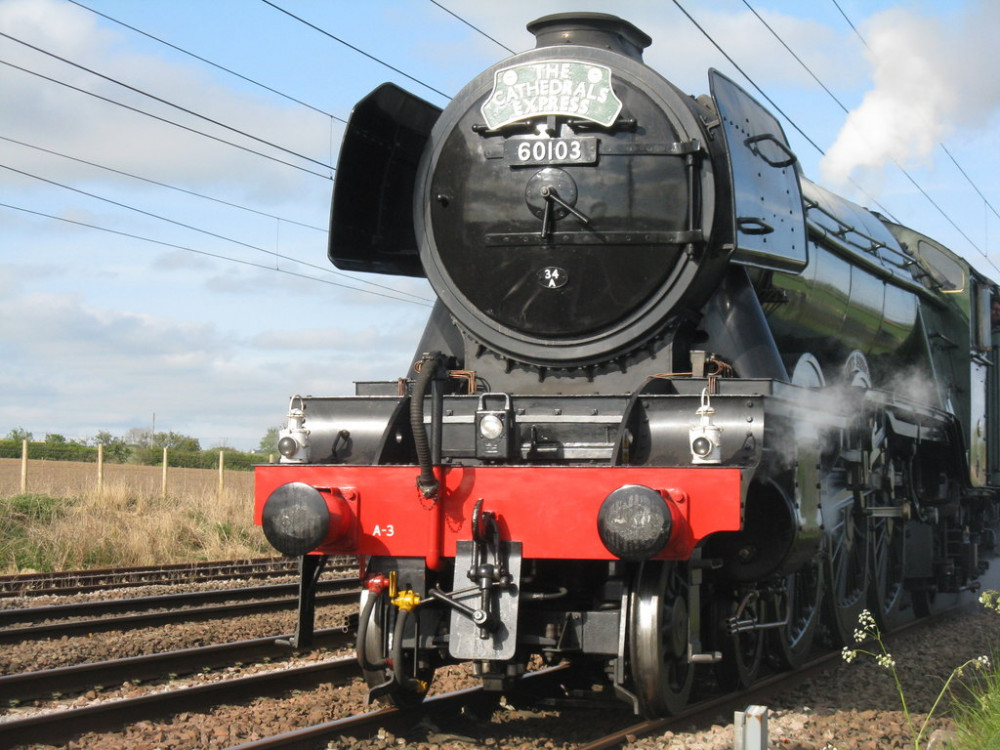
[254,13,1000,716]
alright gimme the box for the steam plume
[820,2,1000,188]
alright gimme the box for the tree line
[0,427,281,471]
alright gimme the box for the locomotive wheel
[769,559,823,670]
[629,561,694,717]
[711,591,764,691]
[910,583,938,618]
[360,593,434,708]
[824,494,870,646]
[869,510,905,628]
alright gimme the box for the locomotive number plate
[505,137,597,166]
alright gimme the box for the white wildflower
[875,653,895,670]
[842,647,857,664]
[858,609,876,629]
[980,589,1000,613]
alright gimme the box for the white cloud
[0,268,423,448]
[820,2,1000,187]
[252,323,424,353]
[0,0,331,200]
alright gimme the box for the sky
[2,0,999,451]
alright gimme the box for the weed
[0,479,269,573]
[842,608,992,749]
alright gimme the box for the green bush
[130,447,257,470]
[1,436,260,471]
[0,494,74,571]
[0,440,99,462]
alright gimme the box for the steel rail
[0,654,360,748]
[0,558,297,596]
[0,578,357,626]
[573,596,981,750]
[0,627,353,704]
[226,596,981,750]
[0,586,358,644]
[0,556,358,597]
[224,667,571,750]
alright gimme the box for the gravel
[3,581,999,750]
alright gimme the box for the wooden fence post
[161,447,168,499]
[20,439,27,494]
[218,450,225,496]
[97,443,104,494]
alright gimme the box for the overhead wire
[0,161,432,304]
[259,0,453,102]
[1,134,325,232]
[427,0,515,55]
[0,199,432,306]
[65,0,345,123]
[0,7,438,306]
[734,0,992,259]
[1,31,332,173]
[669,0,898,224]
[0,57,331,180]
[828,0,1000,261]
[64,0,345,177]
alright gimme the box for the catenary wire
[739,0,991,269]
[0,163,433,304]
[0,134,325,233]
[259,0,453,102]
[0,31,331,172]
[0,200,432,307]
[65,0,345,123]
[427,0,516,55]
[669,0,899,225]
[828,0,1000,258]
[1,163,432,304]
[0,57,331,180]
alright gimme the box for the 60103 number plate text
[505,137,597,166]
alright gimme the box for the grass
[950,658,1000,749]
[0,481,272,573]
[948,592,1000,749]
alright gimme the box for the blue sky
[2,0,998,450]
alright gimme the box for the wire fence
[0,441,274,499]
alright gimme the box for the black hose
[412,351,441,499]
[392,607,424,692]
[356,590,387,672]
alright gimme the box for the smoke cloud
[819,2,1000,188]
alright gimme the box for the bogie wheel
[769,559,823,670]
[868,506,905,628]
[629,561,695,717]
[824,492,870,646]
[711,590,765,690]
[359,592,435,708]
[910,583,937,618]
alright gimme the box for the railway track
[0,637,357,748]
[9,604,968,750]
[0,626,353,704]
[227,668,571,750]
[0,556,357,597]
[220,595,978,750]
[3,590,978,750]
[0,579,358,644]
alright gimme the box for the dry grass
[0,459,272,573]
